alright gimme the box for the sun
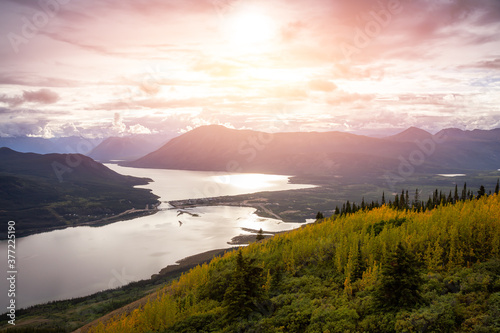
[225,9,277,46]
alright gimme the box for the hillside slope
[89,194,500,333]
[0,148,159,238]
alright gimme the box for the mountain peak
[188,125,240,134]
[388,127,433,142]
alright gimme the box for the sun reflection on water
[211,173,287,190]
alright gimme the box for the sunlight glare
[214,174,285,190]
[225,9,277,46]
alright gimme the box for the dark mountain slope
[0,148,159,238]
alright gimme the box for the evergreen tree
[427,196,433,210]
[462,182,467,201]
[477,185,486,199]
[334,206,340,215]
[351,242,366,281]
[256,228,265,241]
[495,179,499,195]
[315,211,324,220]
[223,249,264,318]
[414,188,420,210]
[381,191,386,205]
[454,184,459,203]
[374,243,423,311]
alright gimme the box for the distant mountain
[88,134,175,162]
[126,125,500,177]
[387,127,433,142]
[0,136,102,154]
[435,128,500,142]
[126,125,400,176]
[0,148,159,238]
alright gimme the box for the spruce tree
[495,179,499,195]
[477,185,486,199]
[351,242,366,281]
[224,249,264,319]
[256,228,265,241]
[414,188,420,210]
[374,243,423,311]
[346,200,351,214]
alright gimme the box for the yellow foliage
[90,194,500,332]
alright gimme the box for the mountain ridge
[126,125,500,176]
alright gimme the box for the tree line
[330,179,500,217]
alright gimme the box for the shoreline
[4,199,313,331]
[0,206,159,240]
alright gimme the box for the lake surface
[0,166,314,309]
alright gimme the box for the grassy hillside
[88,194,500,333]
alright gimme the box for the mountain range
[0,136,103,154]
[125,125,500,177]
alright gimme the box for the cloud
[0,89,60,107]
[0,73,81,87]
[22,88,60,104]
[192,58,240,77]
[112,112,127,133]
[268,86,308,99]
[280,20,307,42]
[464,58,500,70]
[326,90,375,105]
[129,123,152,134]
[308,79,337,92]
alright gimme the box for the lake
[0,166,314,309]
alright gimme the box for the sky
[0,0,499,138]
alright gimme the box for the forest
[88,183,500,333]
